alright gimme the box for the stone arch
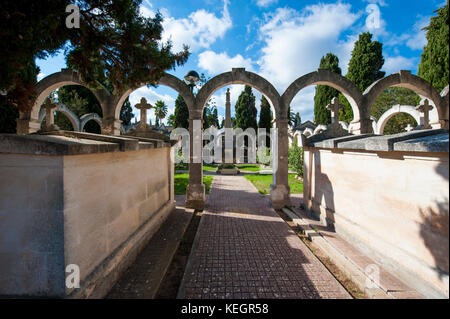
[314,125,327,135]
[80,113,103,132]
[113,73,195,120]
[282,69,364,122]
[195,68,282,119]
[363,70,445,125]
[375,105,422,135]
[30,69,111,122]
[303,128,314,137]
[38,102,81,131]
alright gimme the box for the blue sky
[36,0,446,124]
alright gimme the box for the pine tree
[418,3,449,92]
[314,53,342,125]
[340,32,385,123]
[174,94,189,129]
[120,98,134,126]
[235,85,257,130]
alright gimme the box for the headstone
[416,99,433,129]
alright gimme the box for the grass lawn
[235,164,260,172]
[174,173,214,195]
[202,164,218,172]
[245,174,303,194]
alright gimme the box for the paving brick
[178,176,351,299]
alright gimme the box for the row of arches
[37,102,103,132]
[19,67,449,210]
[20,68,449,136]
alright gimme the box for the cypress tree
[418,3,449,92]
[174,94,189,129]
[314,53,342,125]
[340,32,385,123]
[235,85,257,130]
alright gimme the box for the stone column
[41,100,60,132]
[186,110,205,210]
[224,88,234,165]
[270,118,291,209]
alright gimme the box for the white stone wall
[303,147,449,298]
[0,146,175,297]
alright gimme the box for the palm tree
[154,100,168,126]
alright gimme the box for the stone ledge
[0,131,172,156]
[306,129,448,153]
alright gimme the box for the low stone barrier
[0,131,176,298]
[302,129,449,298]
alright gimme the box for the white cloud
[256,0,278,8]
[161,0,232,52]
[406,16,429,50]
[37,73,46,81]
[257,3,360,92]
[198,51,256,74]
[383,55,417,74]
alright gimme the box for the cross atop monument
[416,99,433,129]
[326,97,343,124]
[135,97,152,130]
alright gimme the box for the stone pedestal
[270,184,291,209]
[186,183,206,210]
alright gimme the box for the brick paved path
[177,176,351,299]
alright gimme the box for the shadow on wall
[312,151,335,231]
[419,160,449,285]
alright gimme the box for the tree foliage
[288,141,304,178]
[418,3,449,92]
[371,87,421,135]
[154,100,168,126]
[293,112,301,128]
[258,95,273,147]
[314,53,341,125]
[340,32,385,123]
[0,0,189,113]
[174,94,189,129]
[235,85,257,131]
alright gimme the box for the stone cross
[135,97,152,130]
[326,97,343,124]
[42,99,59,131]
[405,123,414,132]
[416,99,433,129]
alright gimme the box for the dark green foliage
[1,0,189,112]
[203,106,220,129]
[154,100,168,126]
[340,32,385,123]
[0,60,39,133]
[288,141,304,178]
[371,87,421,134]
[293,112,301,127]
[235,86,257,131]
[120,98,134,126]
[174,94,189,129]
[258,95,273,147]
[418,3,449,92]
[258,95,273,130]
[167,114,175,127]
[314,53,342,125]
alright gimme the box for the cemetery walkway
[177,175,351,299]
